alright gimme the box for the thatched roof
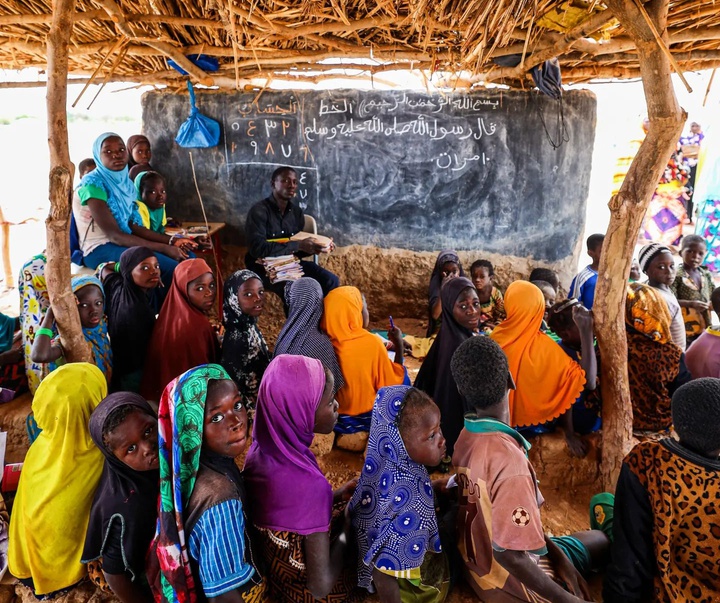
[1,0,719,89]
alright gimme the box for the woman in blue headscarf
[72,132,192,287]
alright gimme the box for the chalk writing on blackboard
[143,88,596,260]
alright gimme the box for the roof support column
[596,0,686,490]
[46,0,93,363]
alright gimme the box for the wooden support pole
[596,0,686,491]
[45,0,93,363]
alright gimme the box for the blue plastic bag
[175,81,220,148]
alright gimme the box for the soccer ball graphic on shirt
[511,506,531,527]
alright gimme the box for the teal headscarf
[80,132,141,234]
[71,275,112,382]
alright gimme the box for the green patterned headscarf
[149,363,231,603]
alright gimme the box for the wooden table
[166,221,226,314]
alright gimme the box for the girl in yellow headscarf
[490,281,587,434]
[321,286,407,434]
[9,363,108,596]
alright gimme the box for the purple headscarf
[243,354,333,534]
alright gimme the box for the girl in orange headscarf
[490,281,589,453]
[321,286,407,434]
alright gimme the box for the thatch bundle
[0,0,719,88]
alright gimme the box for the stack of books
[259,255,304,283]
[290,231,333,252]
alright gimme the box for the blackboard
[142,88,596,261]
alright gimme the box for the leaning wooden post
[596,0,685,490]
[46,0,92,362]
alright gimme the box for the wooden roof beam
[0,10,224,28]
[92,0,215,85]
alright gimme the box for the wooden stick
[188,152,211,244]
[85,45,128,110]
[71,36,124,108]
[632,0,692,93]
[703,68,716,107]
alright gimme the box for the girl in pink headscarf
[243,354,362,603]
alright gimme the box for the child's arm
[387,326,405,366]
[371,568,402,603]
[104,573,154,603]
[30,307,63,364]
[677,299,710,311]
[304,509,352,599]
[573,306,597,390]
[333,479,357,504]
[603,461,655,603]
[493,549,589,603]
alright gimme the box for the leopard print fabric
[626,441,720,603]
[627,332,682,431]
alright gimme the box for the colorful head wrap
[625,281,673,344]
[72,274,112,382]
[80,132,141,235]
[150,363,232,603]
[243,355,333,535]
[350,385,441,589]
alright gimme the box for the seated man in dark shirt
[245,166,339,305]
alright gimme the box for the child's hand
[571,305,594,333]
[334,478,358,503]
[690,300,710,311]
[441,271,457,286]
[554,549,592,601]
[387,326,404,351]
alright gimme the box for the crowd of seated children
[9,364,107,598]
[73,132,192,288]
[670,234,714,345]
[604,378,720,602]
[141,258,219,401]
[244,354,362,602]
[569,233,604,310]
[30,274,112,384]
[350,386,449,602]
[490,281,591,454]
[415,276,479,465]
[638,243,686,350]
[685,286,720,378]
[625,281,691,431]
[100,247,162,392]
[469,259,505,331]
[322,286,407,436]
[82,392,159,602]
[274,277,344,395]
[150,364,265,602]
[221,270,271,411]
[451,336,613,603]
[427,250,464,336]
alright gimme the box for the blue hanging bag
[175,81,220,148]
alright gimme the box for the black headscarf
[220,270,271,410]
[82,392,159,579]
[427,250,465,336]
[104,246,160,385]
[415,276,475,455]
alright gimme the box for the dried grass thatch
[0,0,719,88]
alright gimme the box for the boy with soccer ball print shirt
[450,337,612,603]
